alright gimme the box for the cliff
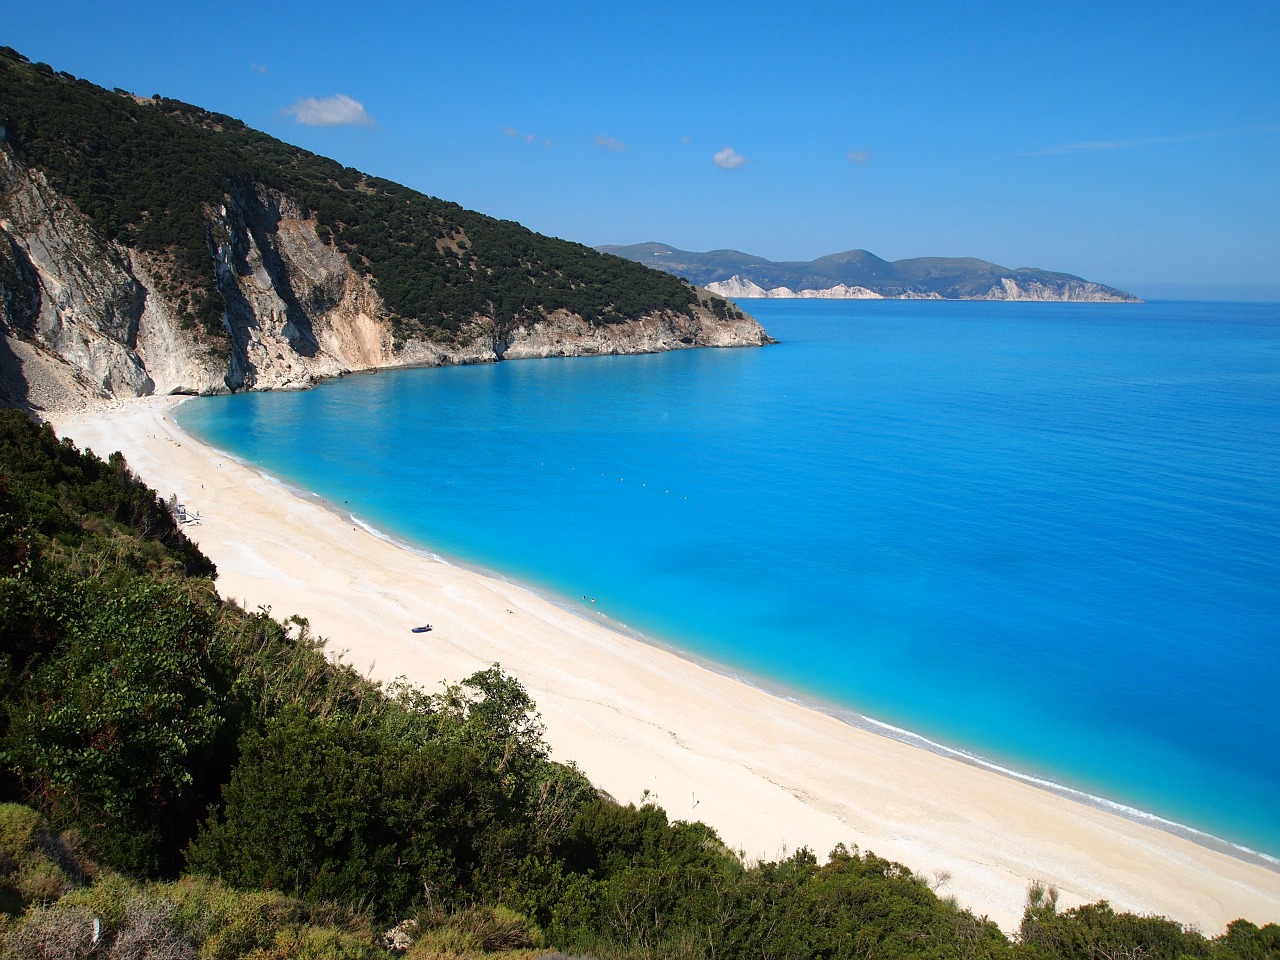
[0,51,770,413]
[705,275,890,300]
[600,243,1142,303]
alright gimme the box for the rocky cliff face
[0,144,770,412]
[984,277,1131,302]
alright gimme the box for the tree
[2,577,234,875]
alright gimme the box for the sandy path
[50,396,1280,933]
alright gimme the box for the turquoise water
[176,299,1280,858]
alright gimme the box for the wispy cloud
[503,126,552,147]
[285,94,373,127]
[1020,125,1278,157]
[714,146,748,170]
[594,135,627,152]
[847,149,871,164]
[250,62,268,75]
[1020,134,1198,156]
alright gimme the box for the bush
[1,904,98,960]
[404,904,543,957]
[244,925,379,960]
[57,871,141,934]
[2,576,237,876]
[0,805,93,912]
[162,875,369,960]
[105,898,196,960]
[186,708,507,919]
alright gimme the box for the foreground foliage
[0,407,1276,958]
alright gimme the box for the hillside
[598,242,1141,302]
[0,48,768,412]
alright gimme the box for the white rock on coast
[706,275,885,300]
[703,272,1132,302]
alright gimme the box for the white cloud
[594,135,627,152]
[847,149,870,164]
[285,94,373,127]
[250,63,268,75]
[713,146,748,170]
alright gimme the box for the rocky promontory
[0,49,770,413]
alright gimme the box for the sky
[5,0,1279,299]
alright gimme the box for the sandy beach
[49,395,1280,933]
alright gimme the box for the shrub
[2,576,236,876]
[0,804,93,912]
[1,904,98,960]
[162,875,368,960]
[57,871,141,934]
[242,925,379,960]
[404,904,543,957]
[106,898,196,960]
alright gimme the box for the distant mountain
[597,243,1141,303]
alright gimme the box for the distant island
[598,242,1142,303]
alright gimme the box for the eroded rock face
[499,307,773,359]
[1,149,152,398]
[986,277,1130,301]
[0,145,770,410]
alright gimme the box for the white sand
[50,395,1280,933]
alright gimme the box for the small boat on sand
[411,625,433,633]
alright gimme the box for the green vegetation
[0,47,701,344]
[0,412,1275,959]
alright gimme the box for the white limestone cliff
[986,276,1132,302]
[706,275,889,299]
[0,145,770,412]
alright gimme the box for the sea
[175,298,1280,862]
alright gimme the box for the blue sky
[6,0,1278,298]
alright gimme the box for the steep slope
[599,242,1141,302]
[0,50,769,411]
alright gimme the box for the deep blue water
[176,299,1280,857]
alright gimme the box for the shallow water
[177,298,1280,857]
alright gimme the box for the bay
[176,298,1280,858]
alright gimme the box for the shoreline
[49,394,1280,932]
[172,399,1280,876]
